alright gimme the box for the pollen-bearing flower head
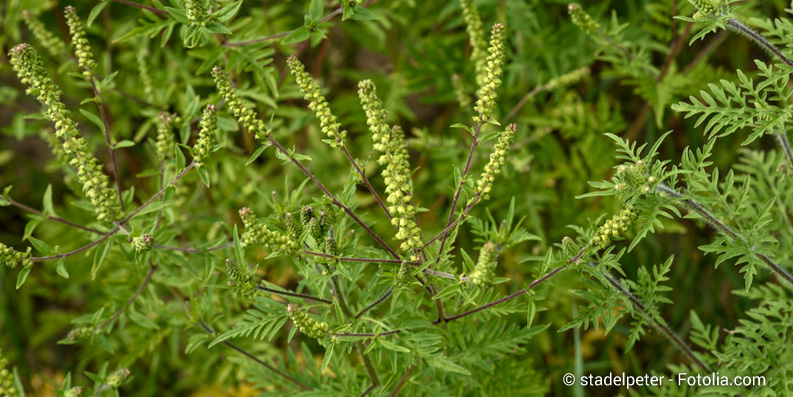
[1,243,32,269]
[470,241,498,286]
[0,349,17,397]
[106,368,131,388]
[22,10,65,57]
[64,6,96,79]
[475,123,517,198]
[211,66,270,140]
[185,0,210,27]
[688,0,723,19]
[239,207,298,255]
[287,304,329,339]
[193,104,218,165]
[64,387,83,397]
[288,56,347,148]
[473,23,506,123]
[155,112,177,161]
[591,204,640,249]
[568,4,601,36]
[8,44,121,223]
[459,0,487,87]
[129,234,153,253]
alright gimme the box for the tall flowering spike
[474,123,517,198]
[543,67,589,91]
[9,44,121,223]
[22,10,65,57]
[239,207,299,255]
[451,74,471,110]
[382,126,422,256]
[155,113,177,161]
[64,6,96,79]
[688,0,723,19]
[459,0,487,87]
[137,49,154,103]
[358,79,390,150]
[225,259,257,299]
[185,0,210,27]
[473,23,506,123]
[568,4,600,35]
[287,56,347,148]
[287,304,329,339]
[470,241,498,286]
[591,204,640,249]
[211,66,270,140]
[1,243,32,269]
[0,349,17,397]
[106,368,131,388]
[193,105,218,165]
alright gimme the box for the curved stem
[7,198,103,234]
[97,265,156,330]
[257,285,332,304]
[726,18,793,67]
[355,288,392,319]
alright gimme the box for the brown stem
[341,145,392,220]
[96,265,156,330]
[257,285,332,304]
[89,78,125,212]
[390,360,416,397]
[7,198,103,234]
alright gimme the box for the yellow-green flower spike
[185,0,210,27]
[568,3,600,36]
[137,49,154,104]
[287,56,347,148]
[473,23,506,123]
[155,113,177,161]
[614,159,657,197]
[396,260,411,286]
[689,0,723,19]
[1,243,32,269]
[358,79,390,151]
[474,123,517,198]
[9,44,121,223]
[470,241,498,286]
[300,205,316,228]
[239,207,298,255]
[225,259,258,300]
[591,204,640,249]
[129,234,153,253]
[0,349,17,397]
[22,10,65,58]
[452,74,471,110]
[64,387,83,397]
[287,304,329,339]
[64,6,96,79]
[459,0,487,87]
[194,105,218,166]
[543,67,590,91]
[285,212,302,238]
[211,66,270,140]
[106,368,131,388]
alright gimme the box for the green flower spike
[614,160,657,196]
[396,260,411,286]
[358,79,390,151]
[287,304,329,339]
[323,236,339,257]
[591,204,640,249]
[137,49,154,104]
[300,205,316,228]
[211,66,270,140]
[287,56,347,148]
[155,113,177,161]
[568,3,601,36]
[64,6,96,79]
[459,0,487,87]
[470,241,498,286]
[129,234,153,253]
[185,0,210,27]
[22,10,65,57]
[106,368,131,388]
[285,212,303,238]
[225,259,257,300]
[1,243,32,269]
[0,349,17,397]
[193,104,218,166]
[474,123,517,198]
[239,207,298,255]
[689,0,723,19]
[64,387,83,397]
[8,44,121,223]
[473,23,506,123]
[452,74,471,110]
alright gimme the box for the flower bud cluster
[239,207,298,255]
[137,49,154,104]
[0,349,17,397]
[285,212,302,238]
[156,113,178,161]
[568,4,600,36]
[323,236,339,257]
[1,243,32,269]
[106,368,131,388]
[689,0,723,19]
[67,326,97,342]
[473,23,506,123]
[613,160,658,196]
[129,234,153,253]
[287,304,329,339]
[211,66,270,140]
[470,241,498,286]
[9,44,121,223]
[185,0,210,27]
[396,260,411,286]
[288,56,346,148]
[459,0,487,87]
[543,67,589,91]
[64,6,96,79]
[591,204,639,249]
[451,74,471,110]
[22,10,65,57]
[225,259,257,300]
[64,387,83,397]
[475,123,517,198]
[300,205,333,243]
[193,105,218,165]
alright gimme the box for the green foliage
[3,0,793,395]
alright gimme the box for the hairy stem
[725,18,793,68]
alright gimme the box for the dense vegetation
[2,0,793,395]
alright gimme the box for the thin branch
[340,145,393,220]
[776,128,793,169]
[89,78,125,212]
[198,321,311,391]
[423,193,482,248]
[224,8,343,47]
[390,360,416,397]
[96,265,156,330]
[355,288,392,319]
[726,18,793,68]
[7,198,103,234]
[360,383,376,397]
[302,250,407,264]
[334,329,402,338]
[110,0,169,16]
[153,241,233,253]
[121,162,195,223]
[257,285,332,304]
